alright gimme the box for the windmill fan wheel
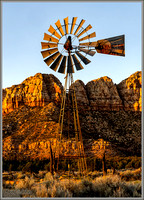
[41,17,96,74]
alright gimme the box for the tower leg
[57,74,68,171]
[57,73,87,175]
[70,73,87,175]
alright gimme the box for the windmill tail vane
[95,35,125,56]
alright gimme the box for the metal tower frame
[56,72,87,176]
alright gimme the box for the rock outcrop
[86,76,123,111]
[2,73,63,114]
[2,71,142,161]
[117,71,142,111]
[2,71,141,114]
[71,80,89,106]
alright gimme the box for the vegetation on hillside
[3,156,141,173]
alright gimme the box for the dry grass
[2,168,142,198]
[15,176,35,190]
[118,168,141,181]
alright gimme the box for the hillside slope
[2,71,142,161]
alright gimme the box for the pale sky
[2,1,142,88]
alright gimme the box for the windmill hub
[58,34,79,56]
[64,36,73,54]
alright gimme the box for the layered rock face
[2,71,141,114]
[2,73,63,114]
[2,71,142,160]
[70,80,89,108]
[86,76,123,111]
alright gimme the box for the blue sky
[2,1,142,88]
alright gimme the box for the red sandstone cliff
[2,71,141,160]
[117,71,142,111]
[2,73,63,115]
[2,71,141,114]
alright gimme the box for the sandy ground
[2,189,34,197]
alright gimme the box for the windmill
[41,17,125,175]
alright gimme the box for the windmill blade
[72,54,84,70]
[67,55,74,73]
[50,54,63,71]
[70,17,77,34]
[55,19,65,36]
[44,51,60,66]
[75,52,91,65]
[48,25,61,39]
[41,48,58,59]
[58,56,67,73]
[43,33,59,43]
[41,42,58,49]
[64,16,69,34]
[77,24,92,38]
[78,47,96,56]
[79,32,96,42]
[79,41,98,47]
[95,35,125,56]
[74,19,85,35]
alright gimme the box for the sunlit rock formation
[86,76,123,111]
[117,71,141,111]
[2,73,63,114]
[2,71,142,160]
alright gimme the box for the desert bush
[47,181,72,197]
[15,176,35,190]
[106,156,141,170]
[113,181,141,197]
[134,160,141,169]
[92,175,141,197]
[35,184,48,197]
[43,172,54,188]
[68,175,141,197]
[87,171,103,179]
[13,172,142,198]
[34,179,72,197]
[125,161,133,169]
[16,171,25,179]
[117,160,127,169]
[38,171,46,179]
[92,175,121,197]
[44,172,53,182]
[119,168,141,181]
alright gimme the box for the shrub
[35,184,48,197]
[47,181,72,197]
[125,161,133,169]
[15,176,35,190]
[114,181,141,197]
[16,171,25,179]
[92,175,121,197]
[119,168,141,181]
[44,172,54,182]
[134,160,141,169]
